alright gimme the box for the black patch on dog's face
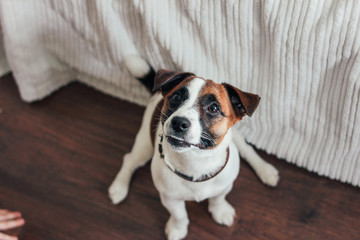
[161,86,189,125]
[198,94,226,149]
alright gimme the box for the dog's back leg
[108,95,161,204]
[232,129,280,187]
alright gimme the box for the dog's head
[154,69,260,152]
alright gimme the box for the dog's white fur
[109,57,279,240]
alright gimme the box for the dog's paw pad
[210,201,235,227]
[258,163,280,187]
[108,182,129,204]
[165,217,189,240]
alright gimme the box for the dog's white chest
[150,143,240,202]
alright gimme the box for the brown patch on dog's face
[197,80,244,149]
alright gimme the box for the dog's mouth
[165,136,205,150]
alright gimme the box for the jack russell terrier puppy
[109,56,279,240]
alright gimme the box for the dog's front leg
[160,194,189,240]
[108,117,153,204]
[208,185,236,226]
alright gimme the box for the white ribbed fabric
[0,0,359,186]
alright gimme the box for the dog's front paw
[209,200,236,226]
[257,163,280,187]
[165,217,189,240]
[108,181,129,205]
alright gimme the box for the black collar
[158,135,230,182]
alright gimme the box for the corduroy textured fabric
[0,0,359,186]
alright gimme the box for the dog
[109,56,279,240]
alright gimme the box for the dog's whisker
[202,133,215,143]
[200,132,216,145]
[156,105,170,119]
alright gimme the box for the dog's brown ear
[223,83,260,119]
[153,69,195,94]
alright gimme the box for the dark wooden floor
[0,73,359,240]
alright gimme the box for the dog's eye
[208,103,220,114]
[170,92,181,103]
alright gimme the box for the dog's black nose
[171,117,191,133]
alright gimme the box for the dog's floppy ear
[153,69,195,94]
[223,83,260,119]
